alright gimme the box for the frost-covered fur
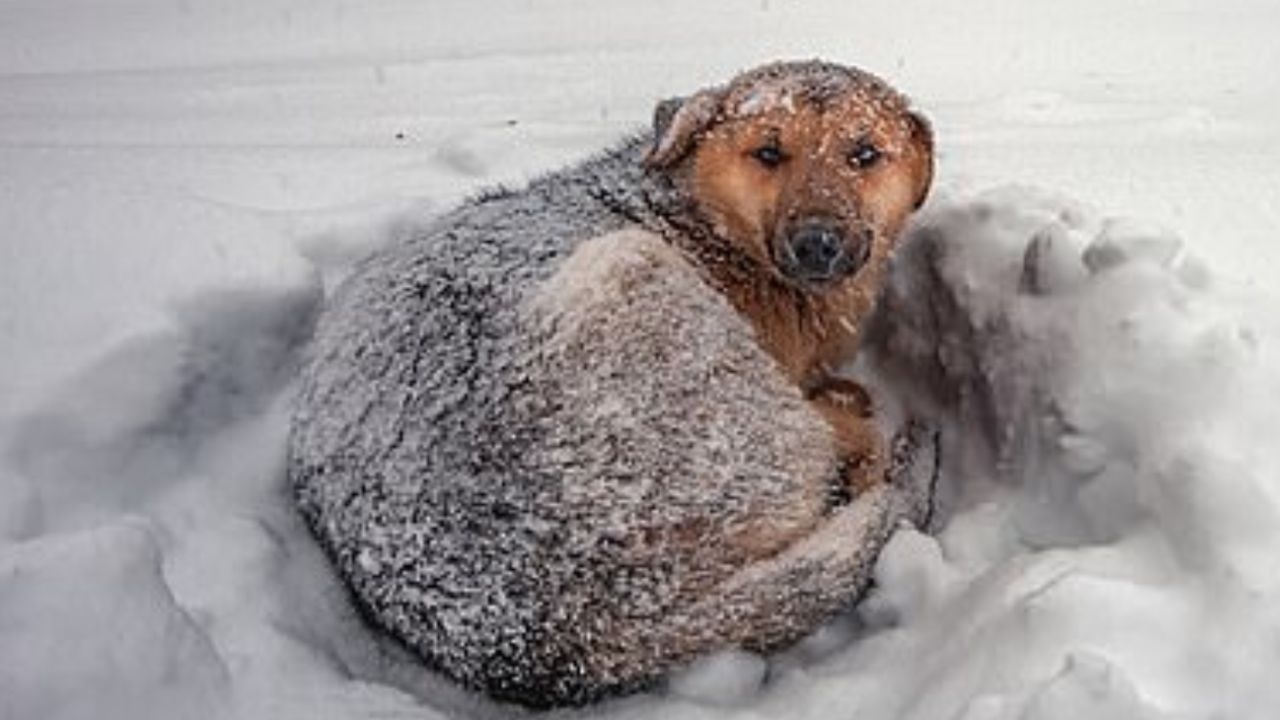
[290,62,934,708]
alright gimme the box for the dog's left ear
[644,88,725,170]
[908,110,935,210]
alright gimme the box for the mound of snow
[0,521,229,720]
[3,185,1280,720]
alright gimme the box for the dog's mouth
[771,220,873,291]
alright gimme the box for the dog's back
[290,159,632,700]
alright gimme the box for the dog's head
[646,60,933,292]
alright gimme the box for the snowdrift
[3,184,1278,719]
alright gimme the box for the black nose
[786,222,848,282]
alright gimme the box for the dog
[289,60,936,708]
[645,61,933,491]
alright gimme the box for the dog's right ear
[907,110,935,210]
[644,88,724,170]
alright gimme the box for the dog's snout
[776,220,874,287]
[779,219,871,286]
[790,223,844,277]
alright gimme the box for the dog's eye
[848,141,882,169]
[751,144,785,169]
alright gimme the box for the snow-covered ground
[2,1,1279,718]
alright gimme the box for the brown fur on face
[688,97,931,282]
[647,61,934,486]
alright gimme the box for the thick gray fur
[290,62,934,709]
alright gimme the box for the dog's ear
[644,88,725,170]
[907,110,935,210]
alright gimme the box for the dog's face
[647,62,933,292]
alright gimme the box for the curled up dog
[290,60,937,708]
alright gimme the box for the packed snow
[2,1,1279,719]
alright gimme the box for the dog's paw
[807,377,874,418]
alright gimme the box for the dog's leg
[807,377,887,496]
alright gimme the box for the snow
[2,1,1279,719]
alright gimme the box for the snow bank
[5,183,1279,720]
[0,277,452,720]
[836,188,1280,720]
[0,521,228,720]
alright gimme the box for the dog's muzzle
[776,219,871,287]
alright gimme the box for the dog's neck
[581,136,873,387]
